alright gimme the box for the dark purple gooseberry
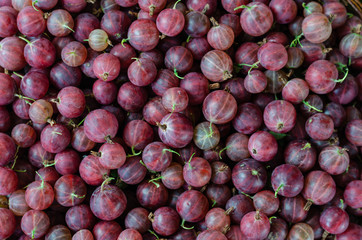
[65,204,96,231]
[124,207,151,234]
[9,190,30,217]
[298,39,329,65]
[186,37,212,62]
[232,158,267,194]
[40,123,71,154]
[253,190,279,216]
[257,42,288,71]
[0,37,27,71]
[239,2,274,37]
[320,206,349,236]
[54,149,81,175]
[0,73,16,106]
[328,75,359,105]
[282,78,309,104]
[156,6,185,37]
[176,190,209,223]
[50,62,82,89]
[19,71,49,100]
[128,58,157,86]
[223,132,250,161]
[232,102,263,135]
[323,2,347,29]
[61,41,88,67]
[202,90,237,125]
[263,100,296,134]
[183,156,212,188]
[0,6,17,38]
[248,131,278,162]
[136,180,168,210]
[161,162,184,189]
[204,183,231,208]
[219,13,242,37]
[17,6,46,37]
[84,109,119,143]
[318,146,349,175]
[96,142,126,170]
[139,49,163,69]
[101,10,131,41]
[127,19,159,51]
[90,182,127,221]
[210,161,231,185]
[234,42,261,74]
[74,13,100,42]
[54,174,87,207]
[164,46,193,76]
[302,170,336,209]
[118,82,148,112]
[305,113,334,141]
[31,0,57,10]
[339,33,362,59]
[25,176,54,210]
[93,53,121,81]
[143,97,168,126]
[279,195,308,223]
[56,86,86,118]
[28,141,55,168]
[267,217,288,240]
[81,48,99,78]
[207,17,234,51]
[151,69,179,96]
[142,141,173,172]
[221,77,251,103]
[269,0,297,24]
[123,119,154,153]
[345,119,362,146]
[244,70,267,94]
[21,210,50,239]
[180,72,210,105]
[158,112,193,148]
[265,32,289,45]
[109,44,136,72]
[22,37,56,69]
[79,155,110,186]
[201,50,233,82]
[284,140,317,172]
[300,94,324,117]
[302,13,332,44]
[343,180,362,209]
[93,221,122,239]
[0,167,18,195]
[226,194,254,224]
[47,9,75,37]
[0,132,16,166]
[271,164,304,198]
[162,87,189,113]
[118,156,147,185]
[286,47,304,69]
[240,210,270,240]
[184,11,210,38]
[71,126,96,152]
[92,79,117,105]
[151,206,180,236]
